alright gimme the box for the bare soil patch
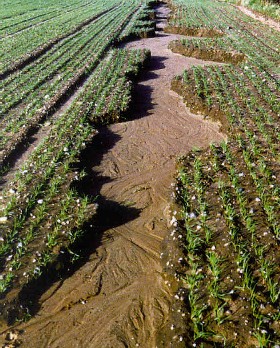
[0,4,225,347]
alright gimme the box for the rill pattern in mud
[0,2,227,347]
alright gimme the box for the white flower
[170,216,177,226]
[0,216,8,223]
[37,199,43,204]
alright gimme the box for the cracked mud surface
[0,4,225,348]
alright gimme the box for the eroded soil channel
[1,4,226,347]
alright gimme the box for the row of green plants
[168,0,280,346]
[119,1,156,40]
[0,0,87,37]
[223,0,280,20]
[166,0,279,73]
[1,5,119,115]
[0,48,150,322]
[168,37,246,64]
[0,0,78,20]
[173,65,280,346]
[176,142,279,346]
[0,0,120,72]
[0,0,154,167]
[165,0,229,31]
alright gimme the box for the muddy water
[4,4,225,348]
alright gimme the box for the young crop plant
[0,47,150,323]
[0,0,149,167]
[171,0,280,342]
[118,1,156,41]
[169,36,246,64]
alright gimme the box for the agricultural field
[0,0,280,346]
[167,0,280,346]
[0,0,153,325]
[225,0,280,21]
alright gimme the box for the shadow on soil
[124,55,167,120]
[14,129,140,322]
[15,55,167,322]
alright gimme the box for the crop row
[1,6,119,113]
[0,0,79,20]
[0,0,122,72]
[119,2,156,41]
[0,48,150,323]
[175,141,280,346]
[0,0,88,37]
[168,0,280,346]
[172,64,280,242]
[0,3,118,78]
[173,68,280,344]
[166,0,280,74]
[224,0,280,20]
[166,0,225,32]
[169,37,246,64]
[0,0,154,167]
